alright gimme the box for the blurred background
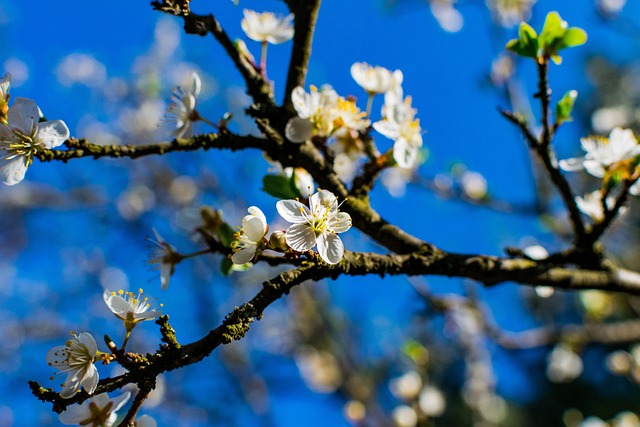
[1,0,640,425]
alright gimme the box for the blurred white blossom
[241,10,294,44]
[547,345,583,382]
[58,392,130,426]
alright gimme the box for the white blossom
[0,97,69,185]
[148,229,182,290]
[373,97,423,168]
[575,190,625,222]
[241,10,294,44]
[103,288,162,327]
[166,72,201,138]
[560,127,640,178]
[547,345,583,383]
[389,371,422,400]
[286,85,369,143]
[46,332,99,399]
[276,189,351,264]
[284,167,315,195]
[58,392,131,426]
[419,386,446,417]
[350,62,402,95]
[287,85,339,142]
[231,206,268,264]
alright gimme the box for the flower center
[5,127,40,167]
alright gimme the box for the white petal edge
[317,233,344,265]
[232,247,256,264]
[276,199,309,224]
[285,223,316,252]
[37,120,70,149]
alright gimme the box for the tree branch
[282,0,322,113]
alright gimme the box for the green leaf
[262,174,300,199]
[555,90,578,124]
[218,222,236,247]
[557,27,588,49]
[519,22,538,42]
[220,257,234,276]
[540,12,566,49]
[506,23,538,58]
[220,257,253,276]
[550,54,563,65]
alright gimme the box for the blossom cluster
[45,286,161,425]
[230,189,352,266]
[0,73,70,185]
[559,127,640,222]
[284,61,425,183]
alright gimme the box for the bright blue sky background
[0,1,639,426]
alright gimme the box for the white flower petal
[373,120,400,140]
[291,86,311,118]
[231,247,256,264]
[393,138,419,168]
[328,212,352,233]
[81,365,99,395]
[160,261,173,291]
[60,376,82,399]
[8,97,38,134]
[276,199,309,223]
[77,332,98,355]
[36,120,70,148]
[103,291,130,318]
[317,233,344,264]
[46,345,70,368]
[111,391,132,412]
[190,72,202,98]
[583,160,606,178]
[285,223,316,252]
[247,206,266,225]
[0,156,28,186]
[285,117,313,143]
[243,215,267,242]
[558,157,585,171]
[58,403,87,424]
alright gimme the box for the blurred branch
[412,173,543,216]
[151,4,276,109]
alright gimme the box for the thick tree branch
[282,0,322,113]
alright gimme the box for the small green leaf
[519,22,538,41]
[220,257,253,275]
[555,90,578,124]
[558,27,588,49]
[550,54,563,65]
[262,174,299,199]
[506,23,538,58]
[220,257,234,276]
[540,12,566,48]
[218,223,236,247]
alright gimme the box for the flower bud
[269,230,289,252]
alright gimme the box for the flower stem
[365,93,374,118]
[121,330,131,350]
[198,116,220,130]
[182,248,213,260]
[260,41,268,77]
